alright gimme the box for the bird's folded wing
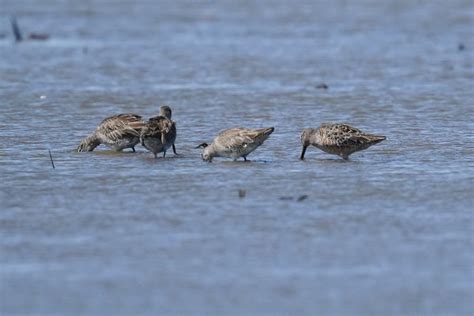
[141,117,173,138]
[98,117,141,142]
[219,129,258,149]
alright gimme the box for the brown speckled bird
[140,106,177,158]
[300,123,386,160]
[196,127,274,162]
[77,113,145,152]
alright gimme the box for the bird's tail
[260,127,275,137]
[364,134,386,145]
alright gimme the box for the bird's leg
[243,156,248,162]
[132,146,136,153]
[163,151,166,158]
[153,153,157,159]
[300,145,308,160]
[172,144,178,155]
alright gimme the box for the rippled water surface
[1,1,473,315]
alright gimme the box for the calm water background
[1,1,473,315]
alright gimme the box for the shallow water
[1,1,473,315]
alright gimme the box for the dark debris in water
[279,195,309,202]
[238,189,246,198]
[9,16,50,42]
[297,195,308,202]
[28,33,50,41]
[315,83,329,90]
[250,159,272,164]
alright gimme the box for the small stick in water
[48,149,55,169]
[10,17,22,42]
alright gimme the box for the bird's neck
[312,130,322,144]
[208,143,219,157]
[83,133,101,150]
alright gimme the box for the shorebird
[196,127,274,162]
[140,106,178,158]
[77,113,145,152]
[300,123,386,160]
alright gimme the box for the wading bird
[140,106,178,158]
[77,113,145,152]
[300,123,385,160]
[196,127,274,162]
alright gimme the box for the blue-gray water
[1,1,473,315]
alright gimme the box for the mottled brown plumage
[140,106,177,158]
[77,113,145,152]
[197,127,274,162]
[300,123,386,160]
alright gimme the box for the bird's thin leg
[172,144,178,155]
[163,151,166,158]
[132,147,136,153]
[153,153,157,159]
[243,156,247,161]
[300,145,308,160]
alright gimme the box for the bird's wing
[348,133,386,145]
[140,116,174,143]
[100,113,143,125]
[97,114,142,141]
[319,123,365,147]
[216,127,261,150]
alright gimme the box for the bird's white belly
[105,137,138,151]
[219,144,257,158]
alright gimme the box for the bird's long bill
[300,145,307,160]
[195,142,208,149]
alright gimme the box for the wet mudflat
[1,1,473,315]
